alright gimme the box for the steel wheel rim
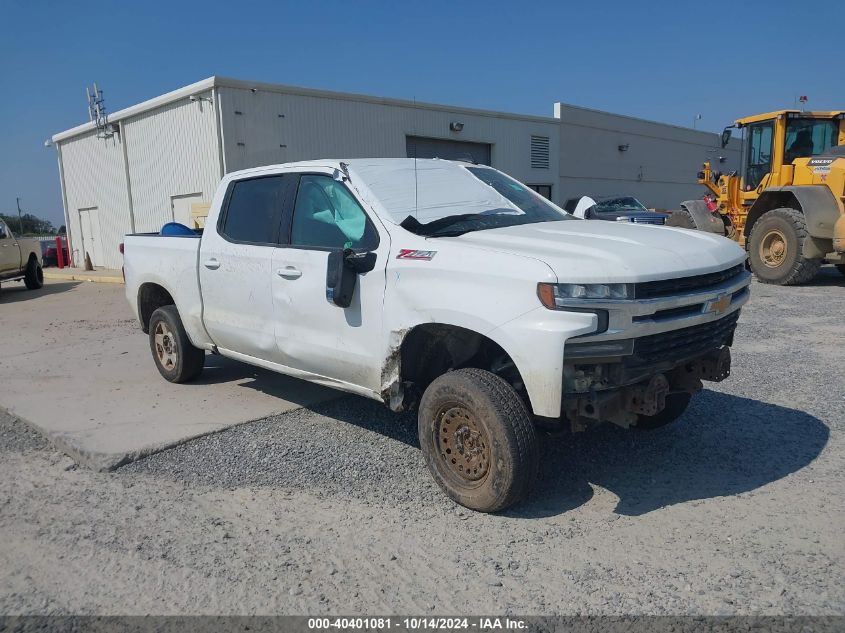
[435,404,490,485]
[153,321,178,371]
[760,229,788,268]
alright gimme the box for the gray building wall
[53,77,738,269]
[554,103,741,209]
[122,89,221,234]
[218,83,559,197]
[59,131,129,269]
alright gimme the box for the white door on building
[170,193,204,227]
[78,207,103,267]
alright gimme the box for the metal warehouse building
[52,76,740,269]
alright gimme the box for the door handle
[276,266,302,279]
[203,258,220,270]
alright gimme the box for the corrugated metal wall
[59,131,129,269]
[219,87,561,199]
[123,91,221,233]
[555,103,742,209]
[58,90,221,268]
[57,80,744,270]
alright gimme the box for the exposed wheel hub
[154,322,178,370]
[760,229,788,268]
[438,406,489,482]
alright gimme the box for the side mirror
[720,128,732,148]
[325,248,377,308]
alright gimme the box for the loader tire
[747,208,822,285]
[418,368,538,513]
[148,305,204,383]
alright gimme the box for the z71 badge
[396,249,437,260]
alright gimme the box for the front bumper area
[562,344,733,431]
[561,268,751,344]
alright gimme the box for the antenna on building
[86,82,114,140]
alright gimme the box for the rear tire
[148,305,204,383]
[23,258,44,290]
[634,393,692,430]
[418,368,538,513]
[747,208,821,285]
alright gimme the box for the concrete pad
[0,279,335,470]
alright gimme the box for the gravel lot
[1,268,843,615]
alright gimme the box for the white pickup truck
[124,158,750,512]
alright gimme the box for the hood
[440,220,746,283]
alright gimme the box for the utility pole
[16,197,24,234]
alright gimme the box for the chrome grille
[626,311,739,367]
[634,264,745,300]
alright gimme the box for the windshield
[346,159,569,237]
[784,118,838,164]
[593,197,649,214]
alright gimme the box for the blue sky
[1,0,843,226]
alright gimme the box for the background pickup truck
[124,158,751,512]
[0,219,44,292]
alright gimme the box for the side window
[290,175,378,250]
[0,222,7,239]
[219,176,288,244]
[746,122,773,190]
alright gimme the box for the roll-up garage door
[406,136,491,165]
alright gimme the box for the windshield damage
[400,166,569,237]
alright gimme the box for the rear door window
[219,175,294,245]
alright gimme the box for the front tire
[24,258,44,290]
[148,305,204,383]
[418,368,538,513]
[747,208,821,285]
[634,393,691,430]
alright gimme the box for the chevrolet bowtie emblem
[704,293,731,316]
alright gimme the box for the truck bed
[122,232,206,342]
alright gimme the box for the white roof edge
[52,75,559,143]
[52,77,218,142]
[212,76,559,124]
[553,101,722,138]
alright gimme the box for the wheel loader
[674,110,845,285]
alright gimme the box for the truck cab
[0,220,44,292]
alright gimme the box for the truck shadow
[0,280,81,303]
[511,390,828,518]
[188,356,341,410]
[296,389,827,518]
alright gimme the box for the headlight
[537,282,631,308]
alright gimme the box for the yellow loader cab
[684,110,845,285]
